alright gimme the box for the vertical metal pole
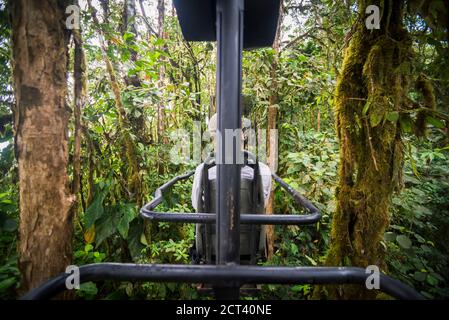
[214,0,243,299]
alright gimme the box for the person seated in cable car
[191,113,272,212]
[190,113,272,264]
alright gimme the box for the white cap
[242,117,251,130]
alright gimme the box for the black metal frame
[21,158,423,300]
[140,171,321,226]
[22,263,423,300]
[21,0,423,300]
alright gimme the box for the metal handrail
[21,263,423,300]
[140,169,321,226]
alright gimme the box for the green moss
[313,0,413,299]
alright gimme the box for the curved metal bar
[141,210,320,225]
[21,263,423,300]
[140,170,321,226]
[271,173,320,215]
[144,171,196,210]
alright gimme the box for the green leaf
[95,211,118,247]
[384,231,396,242]
[0,277,16,291]
[140,233,148,246]
[85,196,104,229]
[78,281,98,296]
[290,243,299,255]
[362,100,370,115]
[127,219,145,259]
[84,182,112,228]
[426,275,439,286]
[2,219,17,232]
[403,174,420,184]
[297,54,307,62]
[414,205,432,216]
[134,110,142,118]
[304,254,317,266]
[117,205,136,239]
[291,285,305,292]
[0,192,9,200]
[413,271,426,282]
[154,38,165,46]
[354,114,362,129]
[396,234,412,249]
[386,111,399,122]
[370,111,383,127]
[425,116,445,129]
[431,272,444,282]
[123,31,135,41]
[407,142,420,178]
[400,115,413,133]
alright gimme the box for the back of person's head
[207,113,251,153]
[208,113,251,135]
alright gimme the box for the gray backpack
[193,154,267,264]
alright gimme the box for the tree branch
[138,0,158,37]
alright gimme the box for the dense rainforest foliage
[0,0,448,299]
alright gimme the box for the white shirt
[191,162,272,211]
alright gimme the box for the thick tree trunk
[10,0,74,293]
[315,0,412,299]
[266,0,283,260]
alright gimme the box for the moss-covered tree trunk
[318,0,413,299]
[122,0,148,145]
[87,0,142,206]
[10,0,74,293]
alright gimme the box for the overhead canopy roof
[173,0,280,49]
